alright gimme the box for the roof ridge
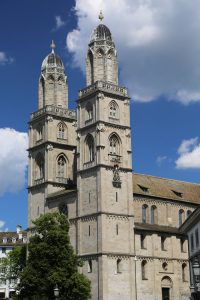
[133,172,200,186]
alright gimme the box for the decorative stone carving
[46,115,53,122]
[125,129,131,137]
[46,144,53,151]
[113,164,121,188]
[96,123,105,132]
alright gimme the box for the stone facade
[27,21,200,300]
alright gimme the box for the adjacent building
[0,226,27,299]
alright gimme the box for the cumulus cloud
[175,137,200,169]
[0,128,28,196]
[0,52,14,65]
[53,16,66,31]
[67,0,200,104]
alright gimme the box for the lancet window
[85,134,95,162]
[57,155,67,178]
[109,134,120,155]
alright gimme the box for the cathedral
[27,14,200,300]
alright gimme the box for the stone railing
[56,177,68,184]
[83,161,96,169]
[30,105,76,120]
[108,154,121,163]
[34,178,45,185]
[79,81,128,98]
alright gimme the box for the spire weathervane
[50,40,56,53]
[99,10,104,22]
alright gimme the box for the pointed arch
[47,74,55,82]
[57,154,68,178]
[85,134,95,162]
[86,50,94,85]
[109,100,119,119]
[57,122,67,139]
[109,133,121,155]
[35,153,44,179]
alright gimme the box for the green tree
[17,213,91,300]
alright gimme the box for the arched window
[117,258,122,273]
[36,125,43,141]
[109,101,118,119]
[162,262,168,271]
[141,260,147,280]
[87,51,94,85]
[57,155,67,178]
[142,204,148,223]
[86,102,93,121]
[187,210,192,218]
[151,205,157,224]
[109,133,120,155]
[182,263,187,282]
[88,260,92,273]
[35,153,44,179]
[57,122,66,139]
[85,134,95,162]
[179,209,184,226]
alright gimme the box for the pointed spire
[99,10,104,22]
[50,40,56,53]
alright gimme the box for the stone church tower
[76,16,135,299]
[28,42,76,227]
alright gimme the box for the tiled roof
[133,173,200,204]
[0,231,27,246]
[135,222,184,235]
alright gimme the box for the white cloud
[175,137,200,169]
[0,128,28,196]
[156,155,167,166]
[53,16,66,31]
[0,52,14,65]
[66,0,200,104]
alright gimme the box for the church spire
[86,18,118,86]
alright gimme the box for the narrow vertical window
[182,263,187,282]
[58,123,65,139]
[180,238,186,253]
[89,225,91,236]
[89,192,91,203]
[141,234,146,249]
[109,101,118,119]
[161,236,166,251]
[141,260,147,280]
[142,205,148,223]
[179,209,184,226]
[151,206,157,224]
[85,134,95,162]
[187,210,192,218]
[191,234,194,251]
[117,258,122,273]
[195,229,199,248]
[116,224,119,235]
[88,260,92,273]
[116,192,118,202]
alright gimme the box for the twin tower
[28,18,135,300]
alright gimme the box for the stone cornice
[76,120,131,132]
[29,105,76,123]
[69,211,134,222]
[77,80,130,101]
[77,164,132,174]
[28,140,76,152]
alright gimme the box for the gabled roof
[133,173,200,204]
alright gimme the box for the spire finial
[99,10,104,22]
[50,40,56,53]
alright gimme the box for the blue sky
[0,0,200,231]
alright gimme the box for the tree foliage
[16,213,91,300]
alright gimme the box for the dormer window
[138,185,149,193]
[3,237,7,244]
[12,237,16,244]
[172,190,182,197]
